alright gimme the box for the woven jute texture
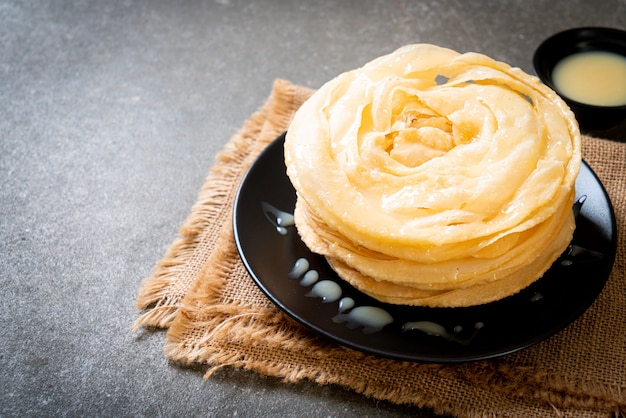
[135,79,626,418]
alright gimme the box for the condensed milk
[552,50,626,106]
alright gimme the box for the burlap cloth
[134,79,626,418]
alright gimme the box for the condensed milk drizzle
[261,202,295,235]
[333,302,394,334]
[573,195,587,218]
[402,321,484,345]
[288,257,310,279]
[306,280,342,302]
[288,257,394,333]
[261,193,605,343]
[552,50,626,107]
[561,244,604,266]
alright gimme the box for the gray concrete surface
[1,1,624,416]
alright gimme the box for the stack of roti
[284,44,581,307]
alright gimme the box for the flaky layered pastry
[284,44,582,307]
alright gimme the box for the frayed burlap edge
[133,79,314,331]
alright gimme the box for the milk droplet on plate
[402,320,484,345]
[338,297,355,313]
[261,202,295,235]
[306,280,342,303]
[288,258,309,279]
[403,321,448,337]
[333,306,394,334]
[299,270,319,286]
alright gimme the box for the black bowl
[533,27,626,131]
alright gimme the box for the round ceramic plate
[233,133,617,363]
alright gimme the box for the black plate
[233,133,617,363]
